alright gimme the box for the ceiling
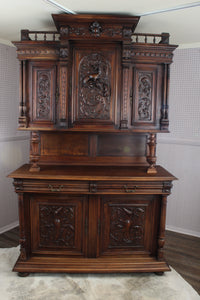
[0,0,200,48]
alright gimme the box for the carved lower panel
[39,204,75,248]
[109,205,146,247]
[78,53,111,120]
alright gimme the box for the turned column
[147,133,157,174]
[18,60,28,128]
[18,193,30,261]
[29,131,40,172]
[157,195,167,260]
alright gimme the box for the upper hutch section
[13,14,177,132]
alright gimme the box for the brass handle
[124,185,137,193]
[48,184,63,192]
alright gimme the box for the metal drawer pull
[123,185,137,193]
[48,185,63,192]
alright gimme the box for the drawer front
[96,181,164,194]
[21,180,89,193]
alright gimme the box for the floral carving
[39,205,75,247]
[138,72,153,121]
[89,21,102,37]
[109,206,145,247]
[36,71,51,119]
[78,53,111,119]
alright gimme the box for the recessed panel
[97,134,146,157]
[41,133,89,156]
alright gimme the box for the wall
[0,43,29,233]
[157,47,200,237]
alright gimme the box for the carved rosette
[109,206,146,247]
[89,21,102,37]
[36,71,51,119]
[39,205,75,247]
[138,72,153,121]
[78,53,111,120]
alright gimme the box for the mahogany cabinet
[9,14,177,275]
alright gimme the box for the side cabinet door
[29,61,57,128]
[131,64,162,130]
[100,195,160,256]
[30,194,87,256]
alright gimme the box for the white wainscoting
[157,137,200,238]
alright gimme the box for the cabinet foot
[18,272,30,277]
[155,271,164,276]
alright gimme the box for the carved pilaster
[18,60,28,128]
[157,195,167,260]
[160,64,170,130]
[29,131,40,172]
[146,133,157,174]
[57,39,69,127]
[120,42,131,129]
[18,193,28,261]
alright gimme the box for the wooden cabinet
[9,14,177,275]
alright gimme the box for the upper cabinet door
[131,64,162,130]
[29,61,57,128]
[70,43,120,128]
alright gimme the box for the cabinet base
[13,255,170,274]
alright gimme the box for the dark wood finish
[9,165,175,273]
[9,14,178,274]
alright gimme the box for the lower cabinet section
[13,192,170,274]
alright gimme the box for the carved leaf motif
[39,205,75,247]
[36,71,51,119]
[138,72,153,121]
[78,53,111,120]
[109,206,145,247]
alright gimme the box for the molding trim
[166,225,200,238]
[0,135,29,143]
[178,42,200,49]
[0,221,19,235]
[157,137,200,147]
[0,39,14,47]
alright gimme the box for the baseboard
[0,221,19,234]
[166,225,200,238]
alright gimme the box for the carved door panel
[71,43,120,128]
[30,194,87,256]
[100,195,160,256]
[29,61,57,128]
[131,64,162,130]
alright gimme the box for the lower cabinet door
[100,195,160,256]
[30,194,87,256]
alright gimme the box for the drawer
[95,181,165,194]
[16,180,89,193]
